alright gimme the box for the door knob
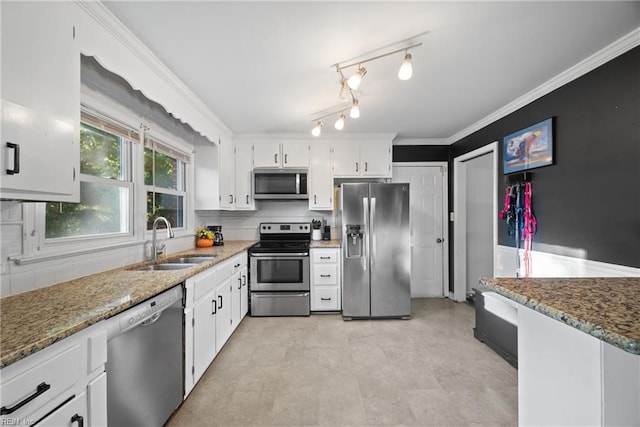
[436,238,444,243]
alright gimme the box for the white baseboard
[495,245,640,278]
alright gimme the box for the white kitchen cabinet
[229,253,249,330]
[253,142,309,168]
[184,266,218,396]
[518,304,640,426]
[194,139,220,210]
[0,322,106,426]
[0,1,80,202]
[331,142,391,177]
[218,134,235,209]
[234,143,255,210]
[309,143,333,210]
[310,248,341,311]
[215,276,232,353]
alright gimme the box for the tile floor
[167,298,518,426]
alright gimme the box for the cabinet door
[309,144,333,210]
[230,270,241,332]
[192,289,217,384]
[240,266,249,319]
[331,144,360,176]
[253,142,281,168]
[361,143,391,177]
[1,2,79,202]
[218,136,235,209]
[234,143,254,210]
[282,143,309,168]
[194,141,220,210]
[215,278,232,353]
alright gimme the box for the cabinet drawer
[38,392,86,427]
[190,268,217,303]
[312,288,339,311]
[0,345,81,422]
[216,259,233,282]
[313,265,338,285]
[312,251,338,263]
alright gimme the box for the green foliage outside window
[45,123,128,239]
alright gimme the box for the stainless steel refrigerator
[340,182,411,319]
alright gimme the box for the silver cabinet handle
[355,162,359,172]
[365,162,368,172]
[275,153,278,164]
[285,153,288,164]
[246,194,249,204]
[229,194,233,204]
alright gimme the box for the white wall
[195,200,338,241]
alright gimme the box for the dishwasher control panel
[107,285,182,339]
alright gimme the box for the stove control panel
[260,222,310,234]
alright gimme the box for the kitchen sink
[167,256,216,264]
[134,263,197,271]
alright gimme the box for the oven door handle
[250,252,309,257]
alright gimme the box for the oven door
[249,253,310,291]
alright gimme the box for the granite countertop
[480,277,640,355]
[310,239,341,248]
[0,241,257,369]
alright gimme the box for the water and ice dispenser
[345,224,364,258]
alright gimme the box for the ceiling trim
[447,26,640,145]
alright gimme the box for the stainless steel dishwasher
[105,284,184,427]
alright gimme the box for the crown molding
[75,1,232,139]
[448,27,640,145]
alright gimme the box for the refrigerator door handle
[363,196,369,271]
[370,197,376,271]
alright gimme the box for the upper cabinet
[1,2,80,202]
[234,143,255,210]
[217,133,235,209]
[332,141,392,178]
[253,142,309,168]
[309,143,333,210]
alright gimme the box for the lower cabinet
[184,251,248,397]
[0,322,107,426]
[310,248,341,311]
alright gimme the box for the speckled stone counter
[480,277,640,355]
[310,239,341,248]
[0,241,257,369]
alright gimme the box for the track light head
[398,52,413,80]
[338,79,350,101]
[347,66,367,90]
[350,99,360,119]
[334,113,346,130]
[311,121,323,137]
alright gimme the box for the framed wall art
[503,118,554,174]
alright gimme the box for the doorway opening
[452,142,498,302]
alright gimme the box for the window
[144,137,188,230]
[45,121,134,239]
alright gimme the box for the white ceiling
[102,1,639,141]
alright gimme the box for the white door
[393,164,447,297]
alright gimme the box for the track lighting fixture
[350,98,360,119]
[309,36,425,135]
[398,51,413,80]
[347,66,367,90]
[311,121,322,137]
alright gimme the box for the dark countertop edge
[480,279,640,356]
[0,241,257,369]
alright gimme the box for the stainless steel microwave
[253,168,308,200]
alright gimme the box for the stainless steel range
[249,222,311,316]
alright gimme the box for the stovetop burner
[250,222,311,254]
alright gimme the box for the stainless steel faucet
[152,216,175,261]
